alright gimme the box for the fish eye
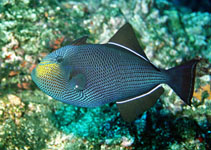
[56,56,63,63]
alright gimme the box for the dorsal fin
[108,23,148,60]
[70,36,88,45]
[116,85,164,122]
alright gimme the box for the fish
[31,23,199,122]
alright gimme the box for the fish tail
[165,59,199,105]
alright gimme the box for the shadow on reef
[132,109,211,149]
[52,100,211,149]
[172,0,211,12]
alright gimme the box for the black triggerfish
[31,23,199,122]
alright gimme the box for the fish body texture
[32,44,167,107]
[31,23,199,122]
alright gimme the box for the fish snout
[31,61,67,99]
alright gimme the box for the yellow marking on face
[36,63,60,78]
[40,61,52,64]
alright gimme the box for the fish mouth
[32,61,64,87]
[31,61,67,99]
[34,61,66,87]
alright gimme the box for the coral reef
[0,0,210,149]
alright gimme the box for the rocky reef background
[0,0,210,149]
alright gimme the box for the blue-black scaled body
[32,43,167,107]
[31,23,198,122]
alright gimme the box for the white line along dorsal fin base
[116,84,162,104]
[108,42,149,62]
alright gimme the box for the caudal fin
[166,59,199,105]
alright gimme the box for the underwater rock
[121,136,134,147]
[7,94,21,106]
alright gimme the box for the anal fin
[117,85,164,122]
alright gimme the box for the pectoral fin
[116,85,164,122]
[69,73,86,91]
